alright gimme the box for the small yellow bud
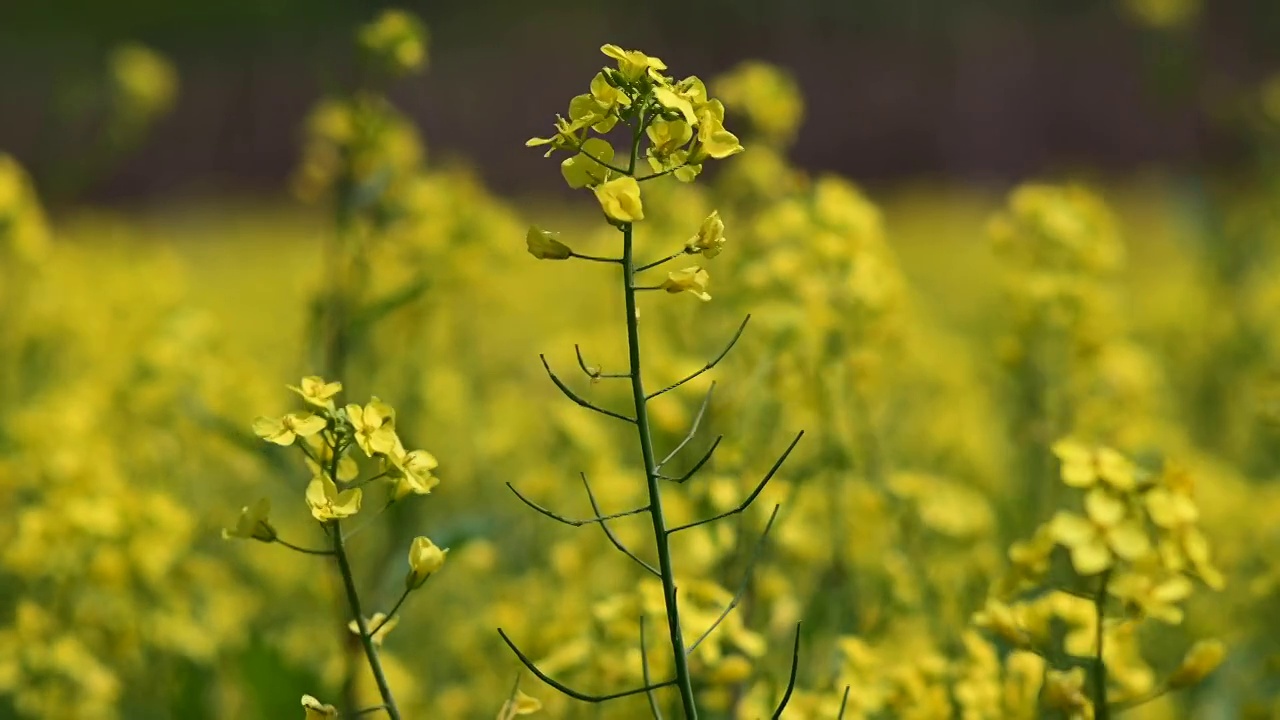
[301,694,339,719]
[406,536,448,589]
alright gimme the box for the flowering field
[4,8,1280,720]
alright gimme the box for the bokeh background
[4,0,1280,202]
[5,1,1280,719]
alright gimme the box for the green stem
[331,521,402,720]
[1094,569,1111,720]
[621,118,700,718]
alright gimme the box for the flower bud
[1167,639,1226,689]
[406,536,448,589]
[302,694,339,719]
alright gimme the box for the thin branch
[688,505,781,655]
[506,482,650,526]
[498,676,521,720]
[581,474,661,577]
[656,382,716,471]
[837,686,851,719]
[639,615,664,720]
[1110,686,1171,713]
[569,251,622,265]
[770,623,802,720]
[540,354,636,424]
[636,249,688,273]
[647,315,751,400]
[497,629,678,702]
[668,432,804,535]
[637,164,687,182]
[370,586,413,636]
[274,538,335,556]
[353,705,390,717]
[575,344,631,380]
[573,146,633,177]
[660,435,723,483]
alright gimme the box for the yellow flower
[686,211,727,258]
[660,266,711,301]
[1043,668,1092,719]
[1108,572,1192,624]
[346,398,399,456]
[390,446,441,500]
[654,85,698,125]
[1144,486,1198,528]
[1050,489,1150,575]
[588,71,630,121]
[289,376,343,410]
[108,43,178,122]
[406,536,448,589]
[690,100,744,160]
[253,412,327,446]
[301,694,339,719]
[1167,639,1226,689]
[358,9,428,76]
[306,475,362,522]
[497,689,543,719]
[348,613,399,646]
[646,119,693,169]
[712,61,805,144]
[526,226,573,260]
[560,138,615,189]
[593,176,644,223]
[221,498,276,542]
[1052,438,1137,491]
[972,598,1031,648]
[600,44,666,82]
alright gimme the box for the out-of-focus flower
[221,498,276,542]
[358,9,428,76]
[1167,639,1226,688]
[108,43,178,125]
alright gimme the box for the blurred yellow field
[4,7,1280,720]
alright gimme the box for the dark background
[2,0,1278,204]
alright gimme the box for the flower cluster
[973,441,1225,715]
[107,43,178,130]
[233,377,449,718]
[527,45,744,205]
[358,9,428,77]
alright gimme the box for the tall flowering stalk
[504,45,804,717]
[227,378,447,719]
